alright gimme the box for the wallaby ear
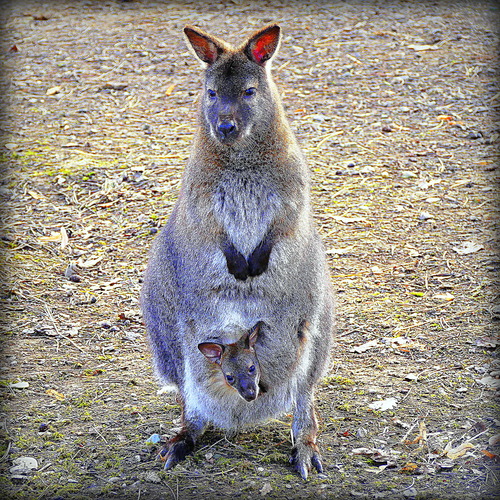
[184,25,226,65]
[198,342,225,364]
[243,24,281,66]
[247,322,261,349]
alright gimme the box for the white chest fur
[213,174,281,257]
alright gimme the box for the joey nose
[243,391,257,402]
[240,386,258,402]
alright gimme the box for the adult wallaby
[140,23,334,480]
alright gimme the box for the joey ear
[243,24,281,66]
[247,322,261,349]
[198,342,225,363]
[184,25,226,65]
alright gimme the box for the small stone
[466,131,482,140]
[10,456,38,475]
[402,171,417,179]
[9,381,29,389]
[145,433,161,445]
[418,211,433,221]
[403,487,418,497]
[356,427,367,438]
[38,423,49,432]
[438,460,454,471]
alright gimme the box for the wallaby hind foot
[289,390,323,480]
[159,416,207,470]
[290,441,323,480]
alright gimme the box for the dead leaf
[452,241,483,255]
[481,450,498,460]
[9,381,29,389]
[445,442,474,459]
[60,227,69,250]
[28,190,45,200]
[165,83,176,96]
[100,82,128,91]
[9,44,19,52]
[46,389,65,401]
[78,255,104,268]
[433,292,455,301]
[39,231,61,243]
[400,462,419,473]
[332,215,365,223]
[351,339,379,353]
[326,246,354,255]
[368,397,398,411]
[477,376,500,389]
[408,43,441,51]
[436,115,454,121]
[489,434,500,446]
[405,421,427,445]
[259,482,272,496]
[351,447,391,463]
[475,337,498,348]
[46,85,62,96]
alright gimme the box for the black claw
[311,454,323,473]
[159,436,195,470]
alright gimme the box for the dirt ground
[0,0,499,499]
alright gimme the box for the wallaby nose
[243,391,257,402]
[240,386,258,402]
[217,120,237,141]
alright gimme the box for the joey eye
[207,89,217,99]
[248,365,256,374]
[225,374,235,385]
[243,87,256,97]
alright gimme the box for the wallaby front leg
[221,237,249,280]
[159,411,207,470]
[247,232,274,277]
[290,390,323,480]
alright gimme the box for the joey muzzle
[238,379,259,402]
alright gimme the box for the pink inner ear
[198,343,223,363]
[186,30,219,64]
[252,32,277,64]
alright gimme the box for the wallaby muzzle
[217,118,238,143]
[237,380,259,402]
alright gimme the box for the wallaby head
[184,24,282,147]
[198,323,261,402]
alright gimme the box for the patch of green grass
[322,375,355,386]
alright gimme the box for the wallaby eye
[248,365,256,374]
[243,87,256,97]
[225,374,235,385]
[207,89,217,99]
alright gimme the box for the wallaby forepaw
[158,437,194,470]
[290,444,323,480]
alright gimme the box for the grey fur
[140,23,335,479]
